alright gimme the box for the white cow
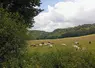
[62,44,67,46]
[75,42,79,45]
[49,44,53,48]
[39,44,42,46]
[73,45,80,50]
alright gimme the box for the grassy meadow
[27,34,95,53]
[20,34,95,68]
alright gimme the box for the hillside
[28,23,95,40]
[27,30,49,40]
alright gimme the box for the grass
[18,34,95,68]
[27,34,95,53]
[24,49,95,68]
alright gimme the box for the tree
[0,8,28,67]
[0,0,42,67]
[0,0,43,27]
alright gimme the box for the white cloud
[32,0,95,32]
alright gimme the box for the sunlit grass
[27,34,95,53]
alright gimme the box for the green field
[21,34,95,68]
[27,34,95,53]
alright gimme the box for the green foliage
[28,24,95,40]
[0,0,42,67]
[61,24,95,38]
[0,0,43,27]
[0,8,28,67]
[23,50,95,68]
[27,30,49,40]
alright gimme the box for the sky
[32,0,95,32]
[40,0,64,11]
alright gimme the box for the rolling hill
[28,23,95,40]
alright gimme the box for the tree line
[28,23,95,40]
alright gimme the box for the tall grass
[23,49,95,68]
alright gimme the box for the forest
[28,23,95,40]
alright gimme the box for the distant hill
[27,30,49,40]
[28,23,95,40]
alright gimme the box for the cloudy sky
[32,0,95,32]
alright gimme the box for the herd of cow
[30,41,92,50]
[72,41,92,50]
[30,42,54,48]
